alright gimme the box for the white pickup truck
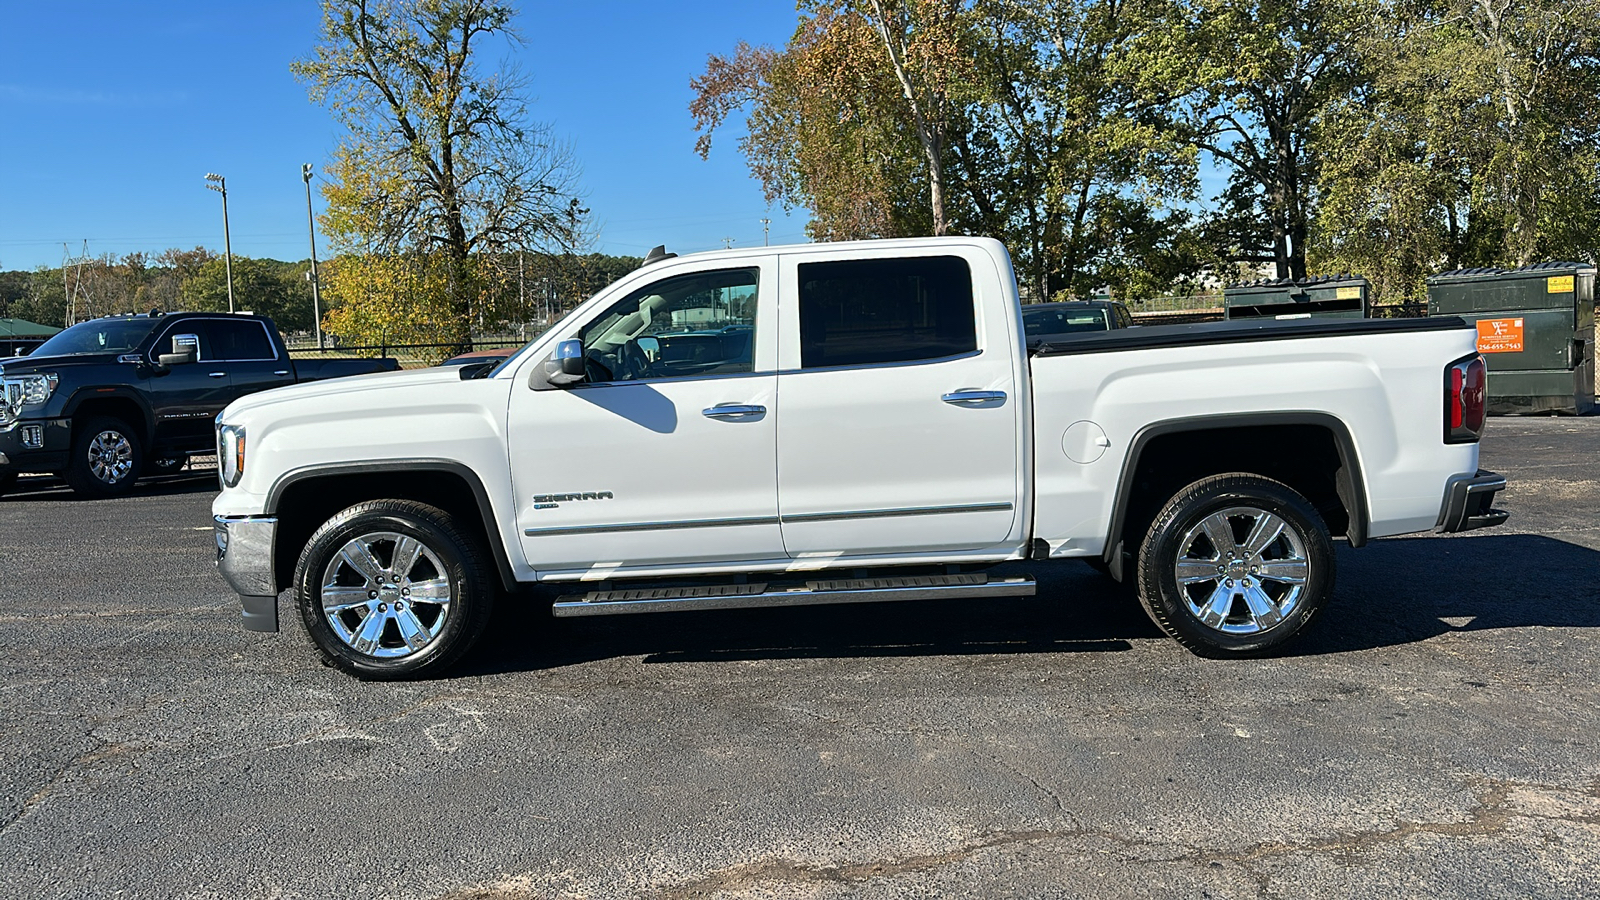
[212,237,1507,678]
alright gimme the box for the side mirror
[543,338,586,386]
[157,333,199,367]
[635,336,660,361]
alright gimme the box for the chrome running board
[551,573,1036,618]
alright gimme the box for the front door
[774,250,1023,557]
[507,260,784,576]
[147,320,232,448]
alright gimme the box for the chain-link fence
[284,337,530,370]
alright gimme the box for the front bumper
[214,514,280,632]
[0,418,71,476]
[1435,470,1510,534]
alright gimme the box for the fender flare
[266,458,519,592]
[1101,412,1369,575]
[62,385,157,444]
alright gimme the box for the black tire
[0,470,16,498]
[63,416,144,497]
[294,499,496,680]
[1136,473,1334,657]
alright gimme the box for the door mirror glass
[543,338,586,386]
[158,333,199,367]
[635,336,660,360]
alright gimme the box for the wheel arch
[266,459,518,594]
[63,390,154,446]
[1102,412,1368,579]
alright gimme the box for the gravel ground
[0,417,1596,899]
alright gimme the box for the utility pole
[301,164,324,347]
[721,236,735,250]
[760,217,770,246]
[61,244,71,327]
[204,173,235,313]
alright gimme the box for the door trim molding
[780,501,1013,523]
[525,515,780,537]
[522,501,1015,537]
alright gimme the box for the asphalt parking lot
[1,418,1597,899]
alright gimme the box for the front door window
[577,268,758,383]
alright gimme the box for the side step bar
[552,573,1036,618]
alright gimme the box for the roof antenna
[641,245,677,267]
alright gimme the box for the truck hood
[221,364,466,420]
[0,352,124,374]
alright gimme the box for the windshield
[1023,307,1109,336]
[31,318,161,357]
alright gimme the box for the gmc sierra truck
[0,311,398,498]
[211,237,1508,678]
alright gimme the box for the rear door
[210,318,293,397]
[774,247,1023,556]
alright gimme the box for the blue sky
[0,1,807,271]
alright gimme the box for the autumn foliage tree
[692,0,1195,300]
[294,0,586,350]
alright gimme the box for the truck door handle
[208,372,227,378]
[942,390,1006,405]
[702,404,767,419]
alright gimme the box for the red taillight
[1445,354,1487,443]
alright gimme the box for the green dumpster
[1426,262,1595,415]
[1224,275,1368,321]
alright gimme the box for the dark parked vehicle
[439,348,515,368]
[0,311,399,497]
[1022,300,1132,347]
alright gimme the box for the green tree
[692,0,1198,299]
[182,257,314,331]
[1128,0,1367,281]
[1312,0,1600,297]
[294,0,586,350]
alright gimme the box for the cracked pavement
[0,418,1597,899]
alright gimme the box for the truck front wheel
[1136,474,1333,657]
[294,499,496,680]
[64,417,144,498]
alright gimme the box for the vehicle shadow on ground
[1,470,218,502]
[1288,533,1600,655]
[464,562,1157,676]
[464,533,1599,675]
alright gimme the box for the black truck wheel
[1136,474,1334,657]
[64,417,144,498]
[294,500,496,680]
[0,471,16,498]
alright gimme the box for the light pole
[204,173,235,313]
[301,163,324,348]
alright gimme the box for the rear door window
[797,256,976,369]
[206,319,277,361]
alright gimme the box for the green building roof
[0,318,62,338]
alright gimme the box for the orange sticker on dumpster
[1476,317,1523,353]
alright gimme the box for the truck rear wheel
[1136,474,1333,657]
[64,416,144,498]
[294,499,495,680]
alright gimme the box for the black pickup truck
[0,311,399,497]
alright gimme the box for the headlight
[217,423,246,488]
[0,373,59,426]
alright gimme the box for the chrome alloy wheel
[1173,506,1310,635]
[87,430,135,484]
[319,531,453,659]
